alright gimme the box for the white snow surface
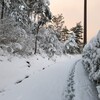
[0,54,98,100]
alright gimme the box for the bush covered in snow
[82,31,100,98]
[0,18,35,56]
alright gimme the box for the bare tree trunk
[34,26,39,54]
[34,36,37,54]
[1,0,4,19]
[84,0,87,46]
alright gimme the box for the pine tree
[70,22,83,52]
[50,14,64,40]
[64,31,79,54]
[61,26,69,41]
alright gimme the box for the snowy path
[0,56,80,100]
[0,55,98,100]
[74,60,99,100]
[62,60,99,100]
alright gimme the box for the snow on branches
[82,31,100,98]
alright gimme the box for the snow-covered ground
[0,54,98,100]
[62,60,99,100]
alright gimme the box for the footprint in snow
[42,68,45,70]
[15,75,29,84]
[24,75,29,79]
[0,89,5,93]
[15,80,23,84]
[26,61,31,68]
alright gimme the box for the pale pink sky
[50,0,100,41]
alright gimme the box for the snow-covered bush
[82,31,100,98]
[0,18,35,56]
[19,34,35,56]
[97,86,100,98]
[0,18,25,43]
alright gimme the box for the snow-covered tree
[82,31,100,98]
[70,22,83,53]
[38,27,63,57]
[31,0,52,54]
[0,0,52,56]
[61,26,69,41]
[64,31,79,54]
[49,14,64,40]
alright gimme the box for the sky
[50,0,100,41]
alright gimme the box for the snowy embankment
[74,60,98,100]
[0,54,80,100]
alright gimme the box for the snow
[74,60,98,100]
[0,55,79,100]
[0,55,55,90]
[0,54,98,100]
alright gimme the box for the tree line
[0,0,83,57]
